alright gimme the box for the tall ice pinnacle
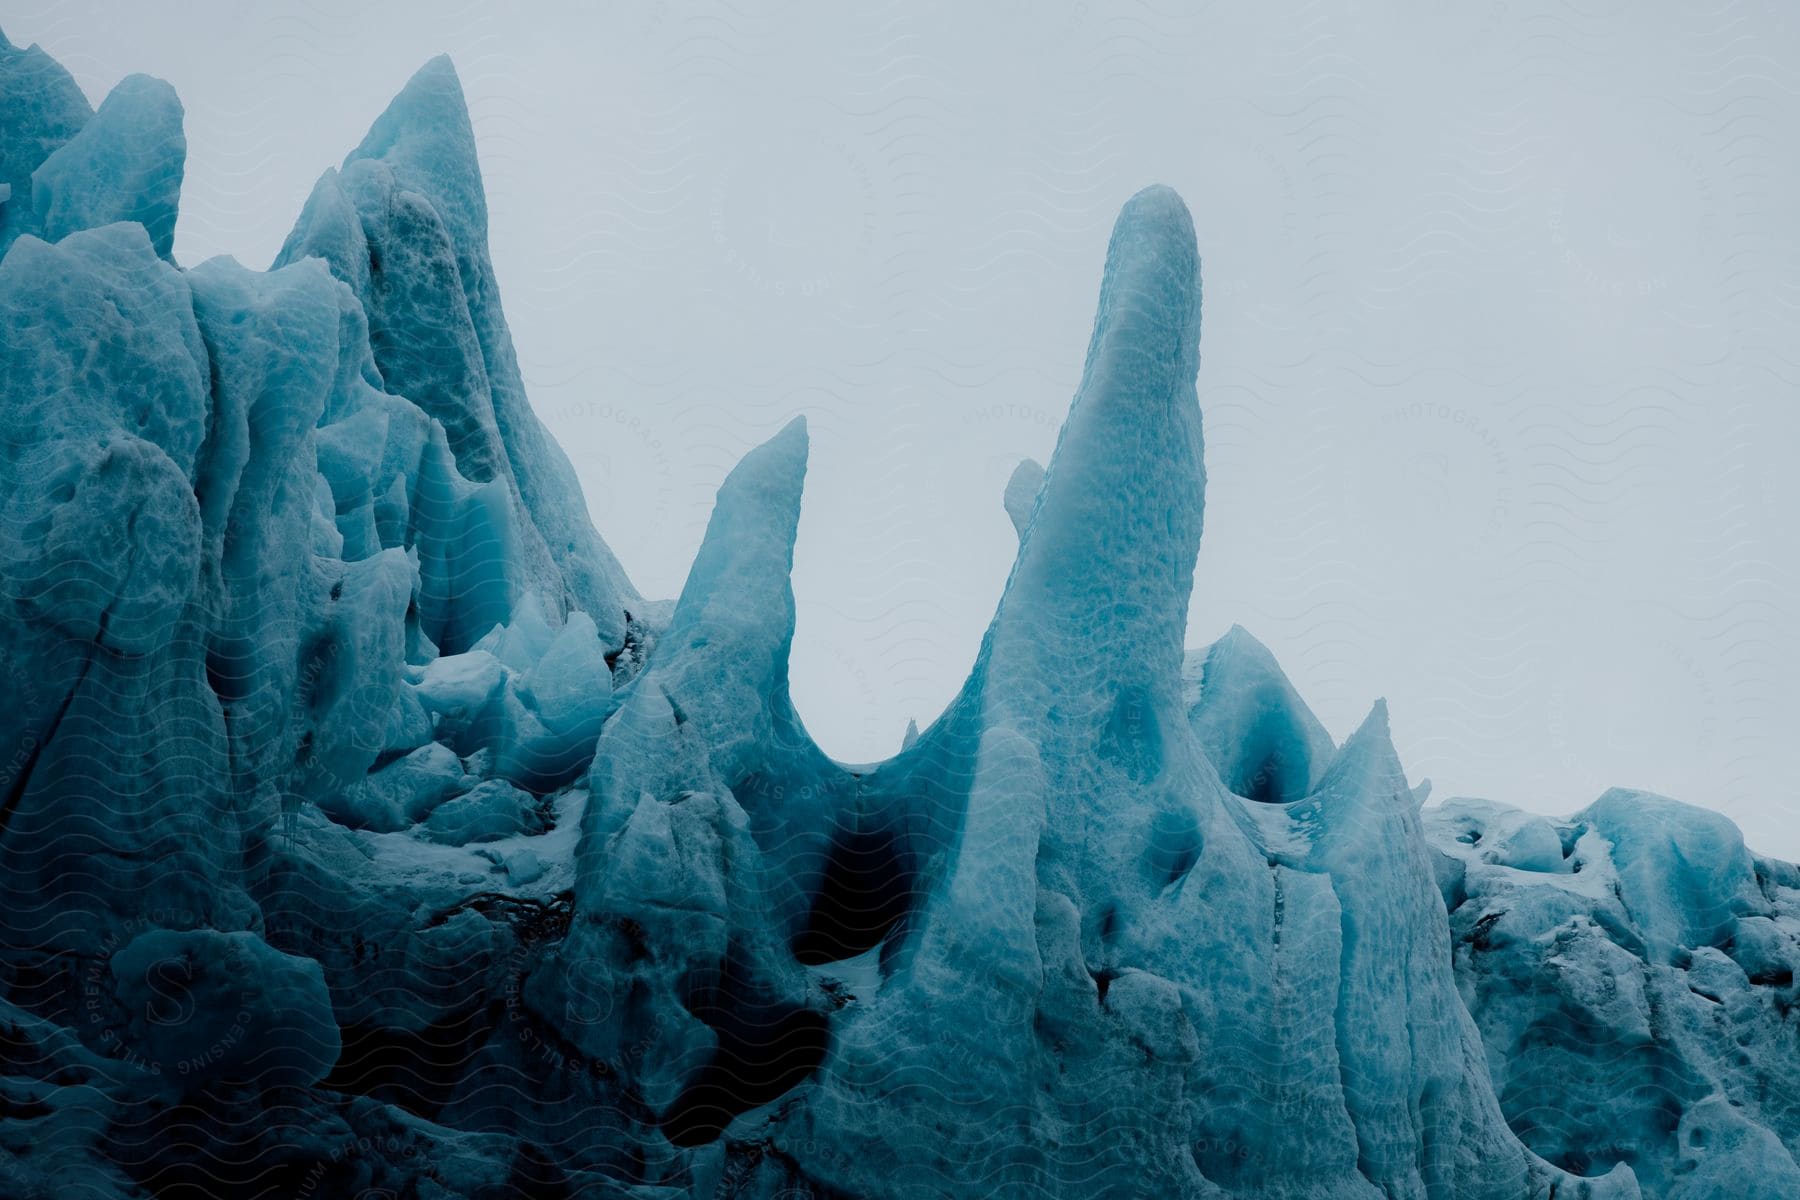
[991,185,1205,691]
[276,55,640,647]
[969,184,1207,892]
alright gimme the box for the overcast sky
[9,1,1797,853]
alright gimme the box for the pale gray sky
[9,1,1797,853]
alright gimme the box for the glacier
[2,30,1798,1199]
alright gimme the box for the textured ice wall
[2,32,1796,1200]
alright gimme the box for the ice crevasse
[2,30,1798,1200]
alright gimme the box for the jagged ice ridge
[2,31,1798,1200]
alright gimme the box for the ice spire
[957,185,1206,899]
[661,417,810,750]
[277,56,640,647]
[986,185,1204,695]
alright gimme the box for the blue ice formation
[2,33,1797,1200]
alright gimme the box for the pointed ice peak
[1187,625,1334,805]
[345,54,642,636]
[31,73,184,261]
[281,56,479,281]
[1310,699,1405,805]
[669,417,809,650]
[1186,624,1296,701]
[349,55,477,190]
[984,185,1204,700]
[275,166,367,286]
[593,418,812,807]
[901,718,920,751]
[342,54,489,271]
[1003,458,1044,539]
[277,51,641,641]
[1344,697,1391,752]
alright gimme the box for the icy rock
[471,590,558,671]
[1429,796,1569,873]
[249,805,519,1048]
[485,608,614,790]
[798,189,1307,1197]
[1003,456,1045,537]
[328,741,468,831]
[1486,813,1565,873]
[417,649,508,725]
[1294,704,1545,1194]
[32,74,185,261]
[1578,788,1761,962]
[344,59,636,635]
[565,417,841,990]
[419,778,544,844]
[542,784,808,1130]
[379,679,436,758]
[1433,789,1800,1193]
[408,636,610,791]
[109,929,339,1092]
[300,548,418,799]
[0,43,657,1198]
[186,251,413,817]
[787,188,1639,1200]
[1667,1098,1800,1200]
[500,847,546,885]
[614,417,817,800]
[1726,914,1798,984]
[314,401,390,558]
[490,688,599,792]
[520,609,612,724]
[3,431,200,654]
[0,997,141,1199]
